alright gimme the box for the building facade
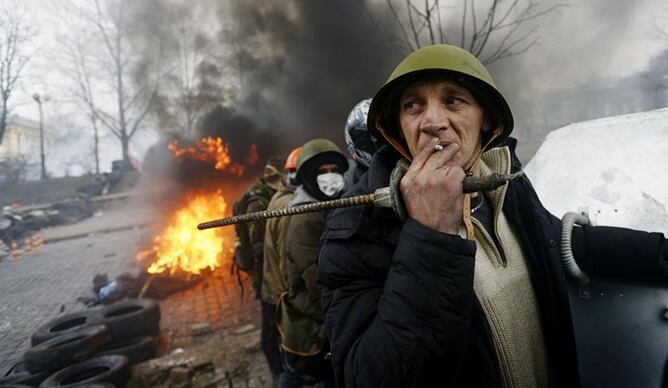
[0,115,54,182]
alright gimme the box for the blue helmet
[344,98,377,168]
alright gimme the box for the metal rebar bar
[197,193,376,230]
[197,172,524,230]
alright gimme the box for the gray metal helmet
[344,98,377,168]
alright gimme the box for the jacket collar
[289,186,319,207]
[479,146,512,213]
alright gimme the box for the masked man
[276,139,347,387]
[317,45,668,387]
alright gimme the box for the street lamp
[32,93,50,180]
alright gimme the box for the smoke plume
[132,0,667,166]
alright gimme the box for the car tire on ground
[31,310,98,346]
[90,298,160,341]
[0,361,50,386]
[23,325,110,373]
[38,355,129,387]
[92,335,156,365]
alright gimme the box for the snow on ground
[525,108,668,235]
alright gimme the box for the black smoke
[133,0,399,162]
[216,0,400,153]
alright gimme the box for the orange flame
[247,144,259,165]
[168,137,258,176]
[137,190,235,274]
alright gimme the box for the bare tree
[0,2,34,144]
[56,0,162,164]
[152,5,224,137]
[54,34,102,174]
[379,0,565,64]
[170,26,205,136]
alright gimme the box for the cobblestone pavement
[131,267,272,387]
[158,265,260,351]
[0,227,145,373]
[0,218,272,386]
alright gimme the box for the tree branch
[494,3,567,30]
[469,0,477,51]
[482,24,539,64]
[435,0,447,44]
[460,0,467,47]
[473,0,499,57]
[384,0,416,51]
[407,0,422,48]
[425,0,436,45]
[0,2,34,143]
[128,82,159,138]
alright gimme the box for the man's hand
[399,139,464,235]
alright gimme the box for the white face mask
[317,172,345,197]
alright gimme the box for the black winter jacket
[317,139,667,388]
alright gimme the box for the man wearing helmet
[261,147,302,385]
[283,146,302,190]
[343,98,377,185]
[276,139,347,387]
[317,45,668,387]
[233,158,285,292]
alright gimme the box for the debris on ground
[127,322,270,388]
[242,334,261,353]
[79,270,206,307]
[78,272,148,306]
[234,323,255,335]
[190,323,212,337]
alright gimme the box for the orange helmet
[284,147,302,171]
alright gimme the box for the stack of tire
[0,298,160,387]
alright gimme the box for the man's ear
[482,114,495,133]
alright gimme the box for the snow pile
[525,108,668,235]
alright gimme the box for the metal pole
[38,99,46,180]
[32,93,47,180]
[197,172,524,230]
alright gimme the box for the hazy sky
[9,0,668,168]
[492,0,666,94]
[15,0,666,115]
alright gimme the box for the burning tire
[92,335,156,365]
[23,325,110,373]
[90,298,160,342]
[38,355,128,387]
[31,310,98,346]
[0,361,50,386]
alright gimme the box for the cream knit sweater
[459,147,550,388]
